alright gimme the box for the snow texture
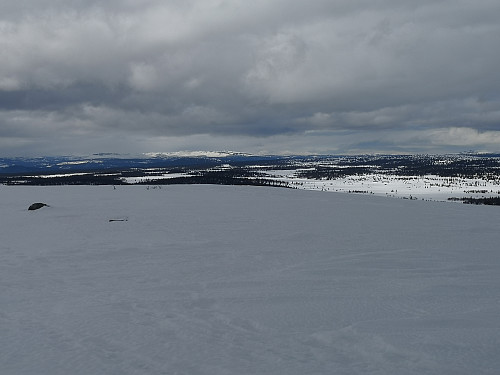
[1,185,500,374]
[266,170,500,202]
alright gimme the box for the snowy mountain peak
[143,151,253,158]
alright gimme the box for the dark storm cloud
[1,0,500,155]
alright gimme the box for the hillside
[1,185,500,374]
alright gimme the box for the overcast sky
[1,0,500,156]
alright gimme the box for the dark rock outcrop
[28,203,49,211]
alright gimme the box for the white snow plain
[266,170,500,202]
[1,185,500,374]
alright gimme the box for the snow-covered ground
[266,170,500,201]
[1,185,500,374]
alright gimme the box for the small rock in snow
[28,202,49,211]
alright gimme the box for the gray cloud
[1,1,500,155]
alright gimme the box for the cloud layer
[1,0,500,155]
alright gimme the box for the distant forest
[2,155,500,205]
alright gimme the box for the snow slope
[266,170,500,202]
[1,185,500,374]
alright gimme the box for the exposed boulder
[28,202,49,211]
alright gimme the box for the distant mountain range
[2,153,500,202]
[0,152,285,174]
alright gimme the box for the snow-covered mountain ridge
[2,153,500,203]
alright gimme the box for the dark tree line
[448,197,500,206]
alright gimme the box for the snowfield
[266,170,500,202]
[1,185,500,374]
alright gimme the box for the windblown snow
[1,185,500,374]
